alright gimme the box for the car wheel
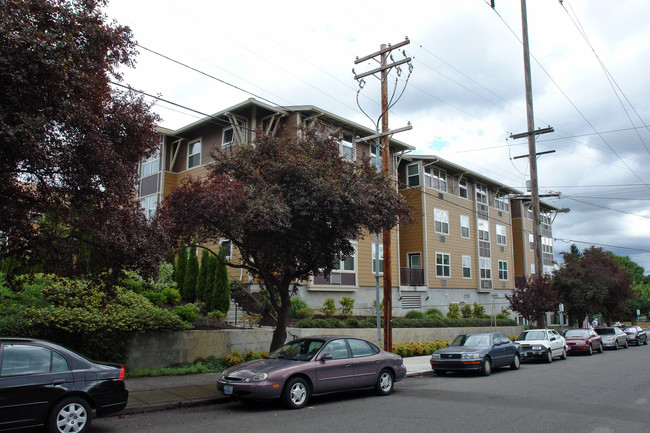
[282,377,311,409]
[644,337,648,346]
[510,353,520,370]
[587,344,593,356]
[624,340,629,349]
[47,397,91,433]
[598,343,604,353]
[434,369,447,376]
[375,369,394,396]
[544,349,553,363]
[614,341,619,350]
[560,348,567,360]
[480,357,492,376]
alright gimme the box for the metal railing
[400,267,425,286]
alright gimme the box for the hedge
[295,316,517,328]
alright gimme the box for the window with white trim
[478,219,490,257]
[407,164,419,187]
[496,224,507,246]
[425,166,447,191]
[140,194,159,220]
[498,260,508,280]
[370,144,379,168]
[222,128,235,147]
[141,148,160,177]
[434,208,449,235]
[460,215,470,239]
[476,183,488,219]
[187,140,201,169]
[459,179,468,199]
[495,193,510,212]
[529,233,534,251]
[371,242,383,274]
[526,205,533,220]
[436,253,450,278]
[339,131,354,162]
[333,248,355,272]
[219,239,232,259]
[462,255,471,279]
[480,257,491,280]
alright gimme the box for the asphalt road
[95,345,650,433]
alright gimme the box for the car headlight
[251,372,268,382]
[461,352,480,359]
[432,353,441,359]
[532,345,542,351]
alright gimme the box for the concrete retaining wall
[126,326,524,370]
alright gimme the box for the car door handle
[52,379,65,385]
[345,363,352,367]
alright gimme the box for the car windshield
[516,331,547,341]
[565,330,589,338]
[595,328,614,335]
[267,339,324,361]
[622,327,636,334]
[450,334,491,347]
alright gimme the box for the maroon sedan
[217,336,406,409]
[563,328,603,355]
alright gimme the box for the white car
[515,329,568,363]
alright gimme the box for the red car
[563,328,603,355]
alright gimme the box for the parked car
[563,328,604,355]
[429,332,520,376]
[0,338,128,433]
[620,325,648,346]
[594,326,628,350]
[217,336,406,409]
[515,329,567,362]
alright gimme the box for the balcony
[400,267,425,287]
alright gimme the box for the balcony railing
[400,267,425,287]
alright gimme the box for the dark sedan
[621,325,648,346]
[564,328,603,355]
[429,332,520,376]
[217,336,406,409]
[0,338,128,433]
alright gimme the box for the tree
[183,245,198,302]
[208,248,230,314]
[507,276,559,327]
[195,249,210,302]
[159,126,411,350]
[608,253,649,321]
[175,245,187,296]
[552,246,633,325]
[0,0,164,277]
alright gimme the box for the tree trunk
[536,312,547,328]
[269,285,291,352]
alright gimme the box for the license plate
[224,385,233,395]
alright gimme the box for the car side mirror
[320,354,333,361]
[494,339,501,346]
[550,337,556,341]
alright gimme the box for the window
[459,179,468,199]
[140,194,159,220]
[339,131,354,162]
[462,255,472,279]
[542,237,553,254]
[480,257,491,279]
[407,164,419,187]
[476,183,488,219]
[219,239,232,259]
[1,344,55,376]
[187,140,201,169]
[495,193,510,212]
[460,215,470,239]
[434,208,449,235]
[321,339,349,360]
[334,247,355,272]
[222,128,234,147]
[424,167,447,191]
[498,260,508,280]
[371,242,383,274]
[478,219,490,257]
[529,233,534,251]
[141,148,160,177]
[436,253,450,278]
[347,338,377,357]
[370,144,379,168]
[408,253,421,269]
[526,205,533,220]
[496,224,507,246]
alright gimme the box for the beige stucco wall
[125,326,524,370]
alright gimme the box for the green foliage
[289,297,309,319]
[296,307,314,319]
[173,303,200,323]
[195,249,210,302]
[183,245,199,302]
[209,251,230,314]
[496,308,510,320]
[175,245,187,298]
[392,340,450,357]
[206,310,226,323]
[405,310,426,320]
[224,350,244,367]
[473,303,486,318]
[142,290,165,307]
[339,296,355,317]
[295,315,517,329]
[322,297,336,316]
[245,350,269,361]
[426,308,444,319]
[121,270,147,294]
[343,317,360,328]
[152,262,177,292]
[461,304,473,318]
[127,355,228,377]
[0,273,51,337]
[447,303,460,319]
[204,254,218,309]
[162,287,181,305]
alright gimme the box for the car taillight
[118,365,125,381]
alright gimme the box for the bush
[296,307,314,319]
[447,303,460,319]
[173,304,201,323]
[392,340,450,357]
[224,350,244,367]
[461,304,473,318]
[245,350,269,361]
[343,317,360,328]
[322,298,336,316]
[339,296,355,317]
[426,308,444,319]
[142,290,165,307]
[162,287,181,305]
[207,310,226,322]
[289,297,309,319]
[473,303,486,318]
[405,310,426,320]
[241,312,262,328]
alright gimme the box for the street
[96,345,649,433]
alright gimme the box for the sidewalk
[123,355,433,414]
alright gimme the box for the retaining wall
[126,325,524,370]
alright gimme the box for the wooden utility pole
[354,39,412,351]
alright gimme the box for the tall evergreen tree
[183,244,199,302]
[204,254,218,311]
[175,244,187,297]
[195,249,210,302]
[213,249,231,314]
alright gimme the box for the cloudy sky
[106,0,650,272]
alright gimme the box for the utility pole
[354,39,412,351]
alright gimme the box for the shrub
[183,245,199,302]
[175,244,187,296]
[339,296,355,317]
[245,350,269,361]
[461,304,473,318]
[473,303,487,318]
[142,290,165,307]
[173,304,201,323]
[195,249,210,302]
[207,310,226,322]
[241,312,262,328]
[405,310,426,320]
[289,297,309,319]
[224,350,244,367]
[344,317,360,328]
[392,340,450,357]
[322,298,336,316]
[162,287,181,305]
[121,270,146,294]
[426,308,444,319]
[447,303,460,319]
[296,307,314,319]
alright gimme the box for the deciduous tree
[159,126,412,350]
[507,276,559,327]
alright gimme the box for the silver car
[594,326,628,350]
